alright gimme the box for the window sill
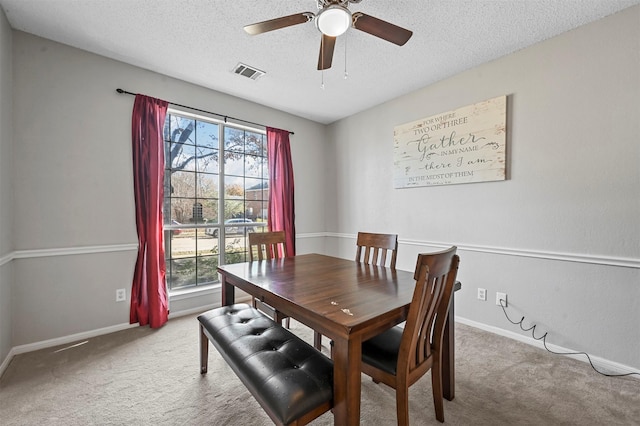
[169,283,220,301]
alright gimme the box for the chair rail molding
[0,252,11,267]
[12,243,139,260]
[325,232,640,269]
[5,235,639,269]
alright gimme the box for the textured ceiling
[1,0,638,124]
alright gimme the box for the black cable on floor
[498,299,639,378]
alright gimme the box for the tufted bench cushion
[198,303,333,426]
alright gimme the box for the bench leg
[200,324,209,374]
[314,332,322,350]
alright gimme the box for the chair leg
[199,324,209,374]
[396,385,410,426]
[431,363,445,422]
[285,317,291,329]
[314,332,322,350]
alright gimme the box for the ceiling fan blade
[317,34,336,70]
[244,12,314,35]
[352,12,413,46]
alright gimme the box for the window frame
[162,108,268,293]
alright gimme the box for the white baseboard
[456,316,639,378]
[10,322,139,356]
[0,347,16,378]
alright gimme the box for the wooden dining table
[217,253,459,426]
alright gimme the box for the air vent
[233,63,265,80]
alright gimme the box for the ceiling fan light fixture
[316,5,351,37]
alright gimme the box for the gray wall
[0,7,13,366]
[325,6,639,370]
[8,31,326,347]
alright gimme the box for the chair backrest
[355,232,398,269]
[400,246,459,374]
[248,231,288,261]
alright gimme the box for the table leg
[273,310,287,324]
[331,336,362,426]
[220,274,235,306]
[442,292,455,400]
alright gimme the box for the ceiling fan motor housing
[315,5,352,36]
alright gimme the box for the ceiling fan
[244,0,413,71]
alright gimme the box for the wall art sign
[393,95,507,188]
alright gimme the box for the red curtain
[130,94,169,328]
[267,127,296,256]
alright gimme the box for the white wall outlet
[496,292,507,307]
[477,288,486,301]
[116,288,126,302]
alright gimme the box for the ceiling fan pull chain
[344,31,348,80]
[321,37,325,89]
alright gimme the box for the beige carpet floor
[0,313,638,425]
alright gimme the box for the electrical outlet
[496,292,507,307]
[116,288,126,302]
[477,288,486,301]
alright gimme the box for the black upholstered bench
[198,303,334,426]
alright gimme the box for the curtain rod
[115,88,294,135]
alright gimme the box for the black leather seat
[198,303,333,426]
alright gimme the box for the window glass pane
[171,228,195,258]
[197,255,218,285]
[168,257,196,290]
[171,171,196,198]
[195,229,216,257]
[168,143,196,172]
[224,175,245,198]
[196,121,218,149]
[245,179,263,221]
[197,173,218,199]
[245,155,262,178]
[201,198,218,223]
[245,131,262,156]
[260,201,269,222]
[224,234,248,264]
[224,153,245,178]
[196,147,218,174]
[245,178,263,197]
[169,116,196,145]
[224,127,245,153]
[170,198,194,224]
[224,199,245,221]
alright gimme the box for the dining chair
[360,246,459,424]
[355,231,398,268]
[314,231,399,350]
[248,230,291,328]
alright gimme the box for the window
[163,110,268,291]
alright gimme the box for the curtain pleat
[267,128,296,256]
[130,94,169,328]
